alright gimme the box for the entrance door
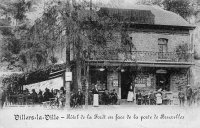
[156,73,170,91]
[121,71,134,99]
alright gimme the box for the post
[64,0,72,109]
[85,64,89,108]
[65,36,71,109]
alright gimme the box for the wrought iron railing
[88,50,193,63]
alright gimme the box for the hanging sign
[65,72,72,81]
[156,69,167,74]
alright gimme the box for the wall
[129,31,190,52]
[170,69,189,92]
[101,30,190,53]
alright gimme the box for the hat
[186,84,191,87]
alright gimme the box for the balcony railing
[88,50,193,63]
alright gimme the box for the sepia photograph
[0,0,200,128]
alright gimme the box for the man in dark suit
[186,85,193,106]
[110,89,118,105]
[102,89,110,105]
[76,88,84,106]
[0,87,5,109]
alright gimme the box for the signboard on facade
[65,72,72,81]
[135,84,146,88]
[113,79,118,87]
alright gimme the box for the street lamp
[121,68,125,72]
[99,67,105,71]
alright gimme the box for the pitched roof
[98,5,194,27]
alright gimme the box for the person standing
[156,89,162,105]
[197,87,200,106]
[57,90,65,108]
[0,87,5,109]
[92,84,99,107]
[186,85,193,106]
[127,83,134,102]
[149,91,156,105]
[102,89,110,105]
[30,89,38,104]
[136,90,142,105]
[38,89,43,104]
[110,89,118,105]
[76,88,84,106]
[178,89,185,106]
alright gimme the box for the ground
[0,105,200,128]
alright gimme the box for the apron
[93,94,99,106]
[127,91,134,101]
[156,93,162,104]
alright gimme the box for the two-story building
[81,5,195,100]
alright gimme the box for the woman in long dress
[156,89,162,105]
[127,84,134,102]
[92,84,99,107]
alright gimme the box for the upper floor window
[158,38,168,52]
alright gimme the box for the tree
[163,0,193,19]
[137,0,163,6]
[137,0,194,20]
[0,0,33,71]
[0,0,135,108]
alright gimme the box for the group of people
[135,90,162,105]
[178,85,200,106]
[132,84,200,106]
[90,84,118,106]
[23,87,66,107]
[126,85,171,105]
[70,89,84,108]
[101,89,118,105]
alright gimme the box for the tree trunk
[76,58,82,90]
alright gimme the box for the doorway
[121,70,134,99]
[156,73,170,91]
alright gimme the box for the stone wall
[170,69,188,92]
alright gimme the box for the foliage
[0,0,32,21]
[137,0,194,20]
[175,43,190,61]
[137,0,163,6]
[163,0,193,19]
[0,0,33,71]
